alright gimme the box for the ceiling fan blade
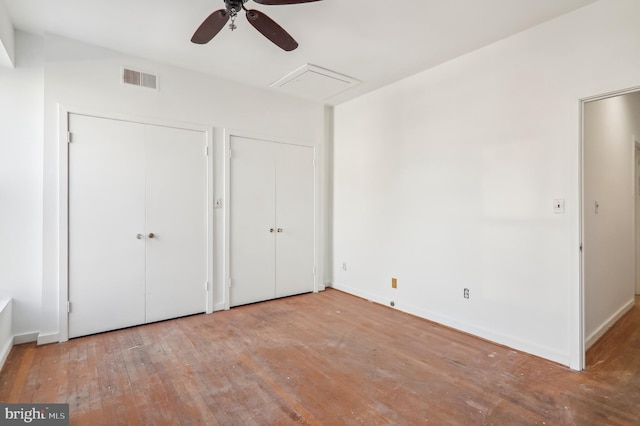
[245,9,298,51]
[191,9,229,44]
[253,0,323,5]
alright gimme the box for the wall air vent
[122,67,158,90]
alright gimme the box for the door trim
[223,129,319,310]
[578,86,640,369]
[635,137,640,296]
[58,106,215,342]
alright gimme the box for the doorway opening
[581,88,640,369]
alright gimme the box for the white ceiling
[3,0,598,105]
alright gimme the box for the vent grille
[122,67,158,90]
[141,73,157,89]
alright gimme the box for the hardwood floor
[1,290,639,425]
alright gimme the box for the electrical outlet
[391,278,397,289]
[553,199,565,214]
[464,288,470,299]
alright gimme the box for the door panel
[68,115,146,338]
[230,136,277,306]
[275,143,315,298]
[145,125,207,322]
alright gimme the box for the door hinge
[228,278,232,288]
[67,131,72,144]
[580,243,583,252]
[205,281,209,291]
[313,266,316,275]
[205,146,209,156]
[67,301,72,313]
[228,149,232,159]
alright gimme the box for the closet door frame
[223,129,320,310]
[58,106,215,342]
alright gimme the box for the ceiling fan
[191,0,323,52]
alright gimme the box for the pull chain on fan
[191,0,323,51]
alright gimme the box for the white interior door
[145,125,207,322]
[69,115,208,338]
[229,136,276,306]
[229,136,314,307]
[69,115,147,338]
[275,143,315,298]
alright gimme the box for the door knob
[148,233,155,238]
[277,228,283,233]
[269,228,275,233]
[136,234,144,240]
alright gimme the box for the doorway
[582,90,640,364]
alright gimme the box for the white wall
[0,31,43,340]
[39,34,326,342]
[332,0,640,368]
[0,0,15,67]
[583,92,640,347]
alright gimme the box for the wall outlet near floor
[392,277,397,289]
[464,288,470,299]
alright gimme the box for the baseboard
[213,302,226,312]
[14,332,38,345]
[585,298,635,349]
[331,282,570,367]
[37,332,60,346]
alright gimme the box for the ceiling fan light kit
[191,0,323,51]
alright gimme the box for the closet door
[68,115,147,338]
[229,136,276,307]
[69,116,208,338]
[274,143,315,298]
[144,125,207,322]
[229,136,314,307]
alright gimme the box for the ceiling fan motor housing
[224,0,249,13]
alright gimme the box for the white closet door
[275,143,315,298]
[229,136,314,307]
[68,115,147,338]
[145,125,207,322]
[229,136,276,306]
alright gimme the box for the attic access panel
[270,64,360,102]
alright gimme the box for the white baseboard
[14,332,38,345]
[37,332,60,346]
[585,298,635,349]
[331,282,570,367]
[213,302,226,312]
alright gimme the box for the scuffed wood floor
[1,289,638,425]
